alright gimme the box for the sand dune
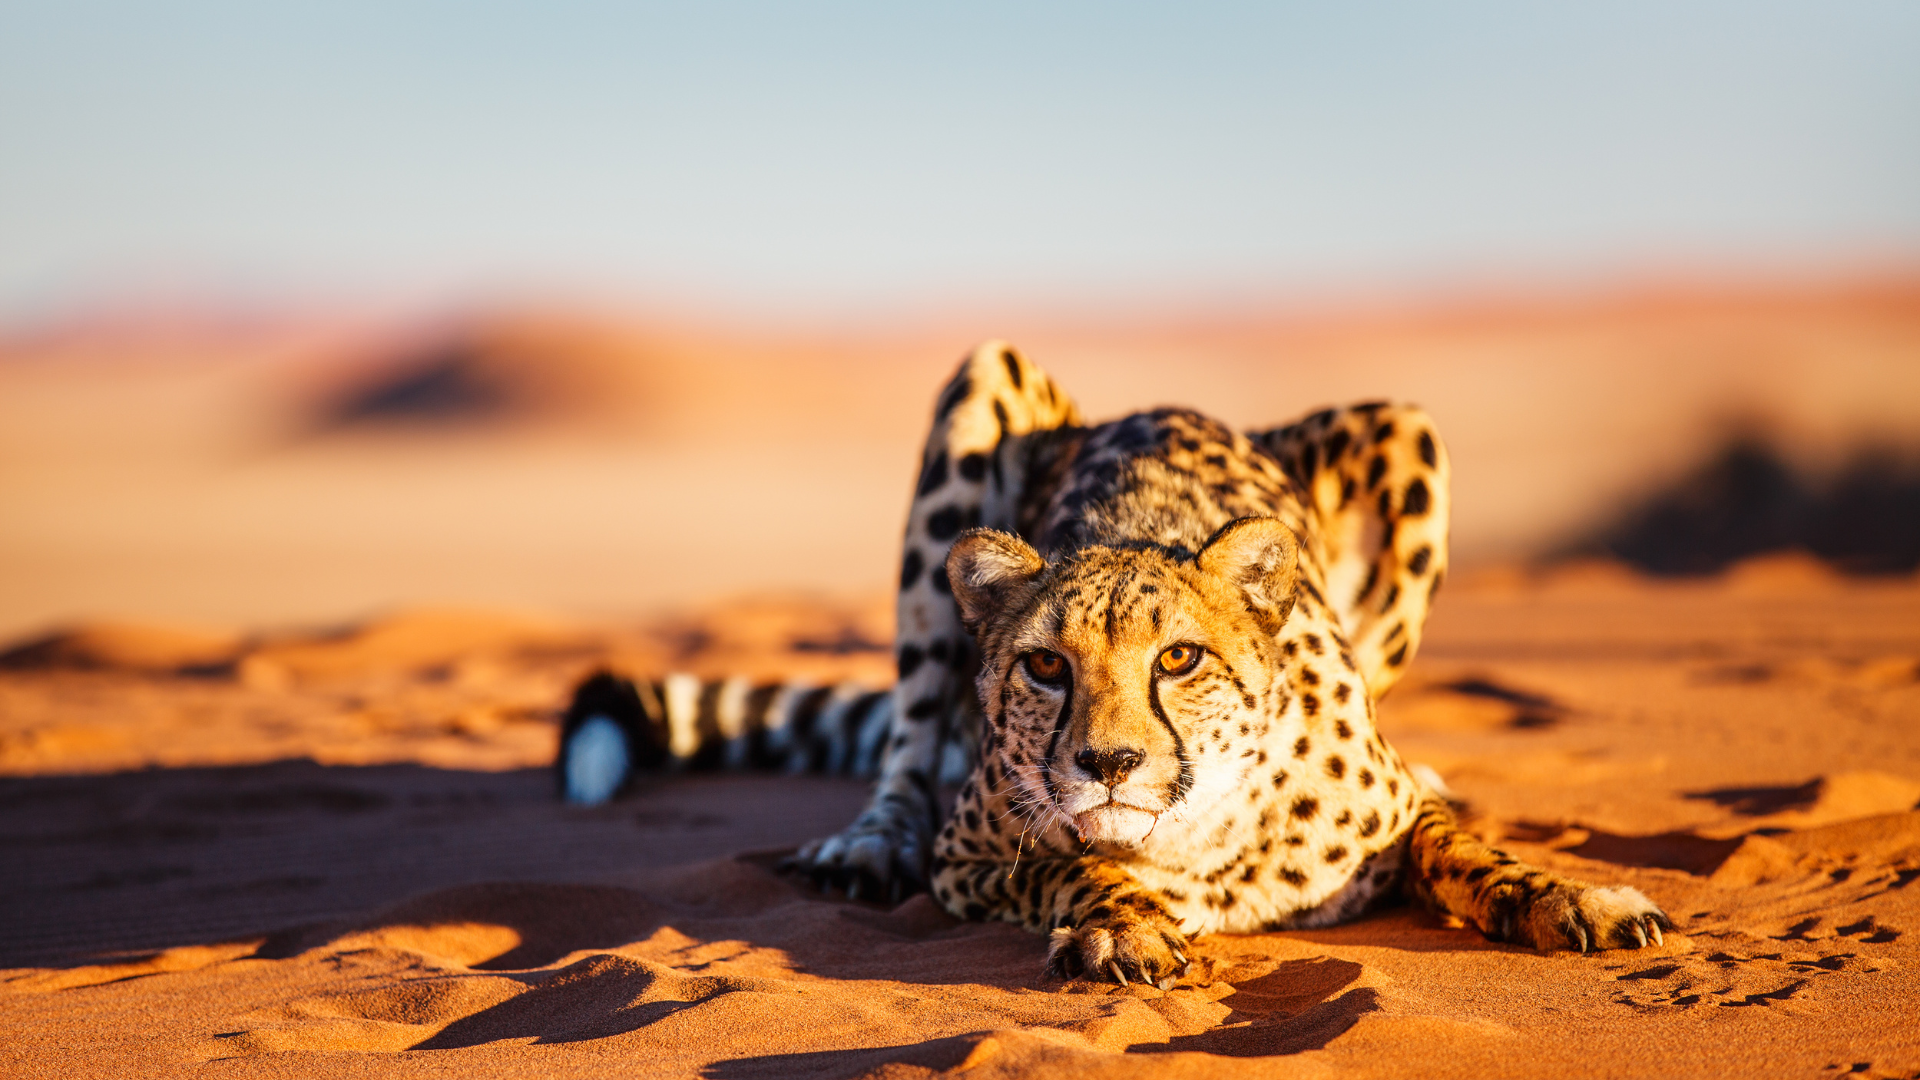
[3,569,1918,1078]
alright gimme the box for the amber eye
[1024,650,1067,683]
[1156,644,1203,676]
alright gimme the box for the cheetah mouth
[1072,802,1163,845]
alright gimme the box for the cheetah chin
[1071,803,1162,845]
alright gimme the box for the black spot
[1271,771,1288,788]
[1367,455,1387,489]
[1465,865,1491,883]
[1301,667,1320,686]
[1302,693,1320,717]
[1359,811,1381,838]
[1334,683,1352,704]
[1418,430,1437,467]
[928,639,951,663]
[1326,755,1346,779]
[1334,719,1351,739]
[1341,477,1356,506]
[1403,478,1430,516]
[1357,563,1379,603]
[927,506,965,540]
[1280,867,1308,887]
[1408,545,1432,576]
[1378,489,1392,518]
[1300,444,1318,477]
[1001,349,1023,388]
[1293,736,1311,758]
[931,565,951,594]
[1304,634,1324,655]
[1374,421,1395,442]
[1387,643,1407,666]
[1139,584,1158,593]
[1335,810,1352,826]
[1380,584,1399,612]
[937,373,971,420]
[906,696,943,721]
[897,645,925,680]
[1358,768,1374,788]
[1324,845,1349,864]
[958,452,989,482]
[900,550,924,590]
[1326,429,1351,462]
[1290,797,1319,820]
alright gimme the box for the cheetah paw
[783,806,929,905]
[1045,908,1191,989]
[1500,882,1673,953]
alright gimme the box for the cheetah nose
[1075,747,1145,785]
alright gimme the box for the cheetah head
[947,518,1299,847]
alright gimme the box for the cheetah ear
[1197,517,1300,634]
[946,529,1045,633]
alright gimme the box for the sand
[4,282,1919,1075]
[3,567,1919,1079]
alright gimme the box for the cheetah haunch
[788,342,1670,985]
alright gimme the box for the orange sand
[4,568,1919,1079]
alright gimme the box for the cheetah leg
[933,842,1191,989]
[1406,795,1673,952]
[791,342,1081,900]
[1249,403,1450,699]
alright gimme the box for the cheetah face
[948,519,1299,847]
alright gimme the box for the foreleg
[1406,796,1672,952]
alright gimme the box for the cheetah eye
[1023,650,1067,683]
[1156,644,1203,677]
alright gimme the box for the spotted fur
[795,344,1669,983]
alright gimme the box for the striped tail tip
[562,715,632,805]
[555,670,662,804]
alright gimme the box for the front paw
[784,806,929,904]
[1045,904,1191,989]
[1494,880,1673,953]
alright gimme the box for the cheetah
[560,342,1671,984]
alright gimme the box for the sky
[3,1,1918,323]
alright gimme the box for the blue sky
[3,1,1917,322]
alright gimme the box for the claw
[1648,919,1665,947]
[1571,921,1589,954]
[1156,976,1174,991]
[847,878,861,901]
[1630,921,1647,948]
[1107,961,1128,986]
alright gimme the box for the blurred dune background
[4,281,1920,640]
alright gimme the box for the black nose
[1075,747,1145,785]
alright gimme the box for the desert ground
[2,281,1918,1078]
